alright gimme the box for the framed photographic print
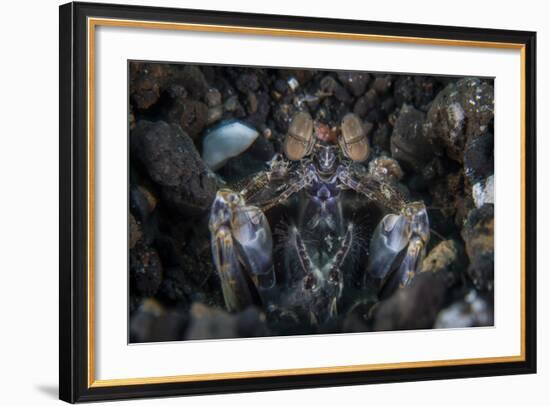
[59,1,537,403]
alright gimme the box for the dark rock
[320,75,352,103]
[180,65,209,99]
[247,135,275,161]
[236,73,260,94]
[373,272,447,331]
[337,71,370,97]
[130,244,163,297]
[131,120,217,212]
[131,76,160,110]
[129,295,142,315]
[372,75,392,95]
[130,299,187,343]
[185,303,269,340]
[237,307,270,337]
[130,63,177,110]
[185,303,237,339]
[274,78,289,95]
[467,251,494,292]
[393,76,415,107]
[218,155,266,184]
[363,121,374,137]
[342,299,377,333]
[129,213,143,249]
[364,88,379,108]
[353,96,369,118]
[426,78,494,162]
[390,104,434,172]
[461,205,494,291]
[272,103,295,133]
[421,157,445,182]
[157,267,191,306]
[365,108,383,124]
[166,84,188,99]
[371,123,391,153]
[464,132,494,184]
[223,95,246,117]
[394,76,438,111]
[412,76,438,111]
[246,92,271,129]
[380,97,395,115]
[213,74,237,100]
[323,99,350,124]
[129,183,158,222]
[353,88,379,118]
[429,171,471,225]
[167,99,208,140]
[200,66,216,84]
[278,69,315,86]
[154,221,224,305]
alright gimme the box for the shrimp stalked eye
[283,111,315,161]
[338,113,370,162]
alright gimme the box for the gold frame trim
[87,17,527,388]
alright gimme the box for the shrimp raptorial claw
[209,189,274,312]
[368,201,430,287]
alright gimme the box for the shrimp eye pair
[283,112,369,162]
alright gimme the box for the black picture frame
[59,1,537,403]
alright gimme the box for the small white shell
[202,121,259,170]
[472,174,494,208]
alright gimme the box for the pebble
[368,156,404,182]
[207,105,224,125]
[129,214,142,249]
[223,95,245,117]
[205,88,222,107]
[434,290,493,328]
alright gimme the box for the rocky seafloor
[128,62,495,343]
